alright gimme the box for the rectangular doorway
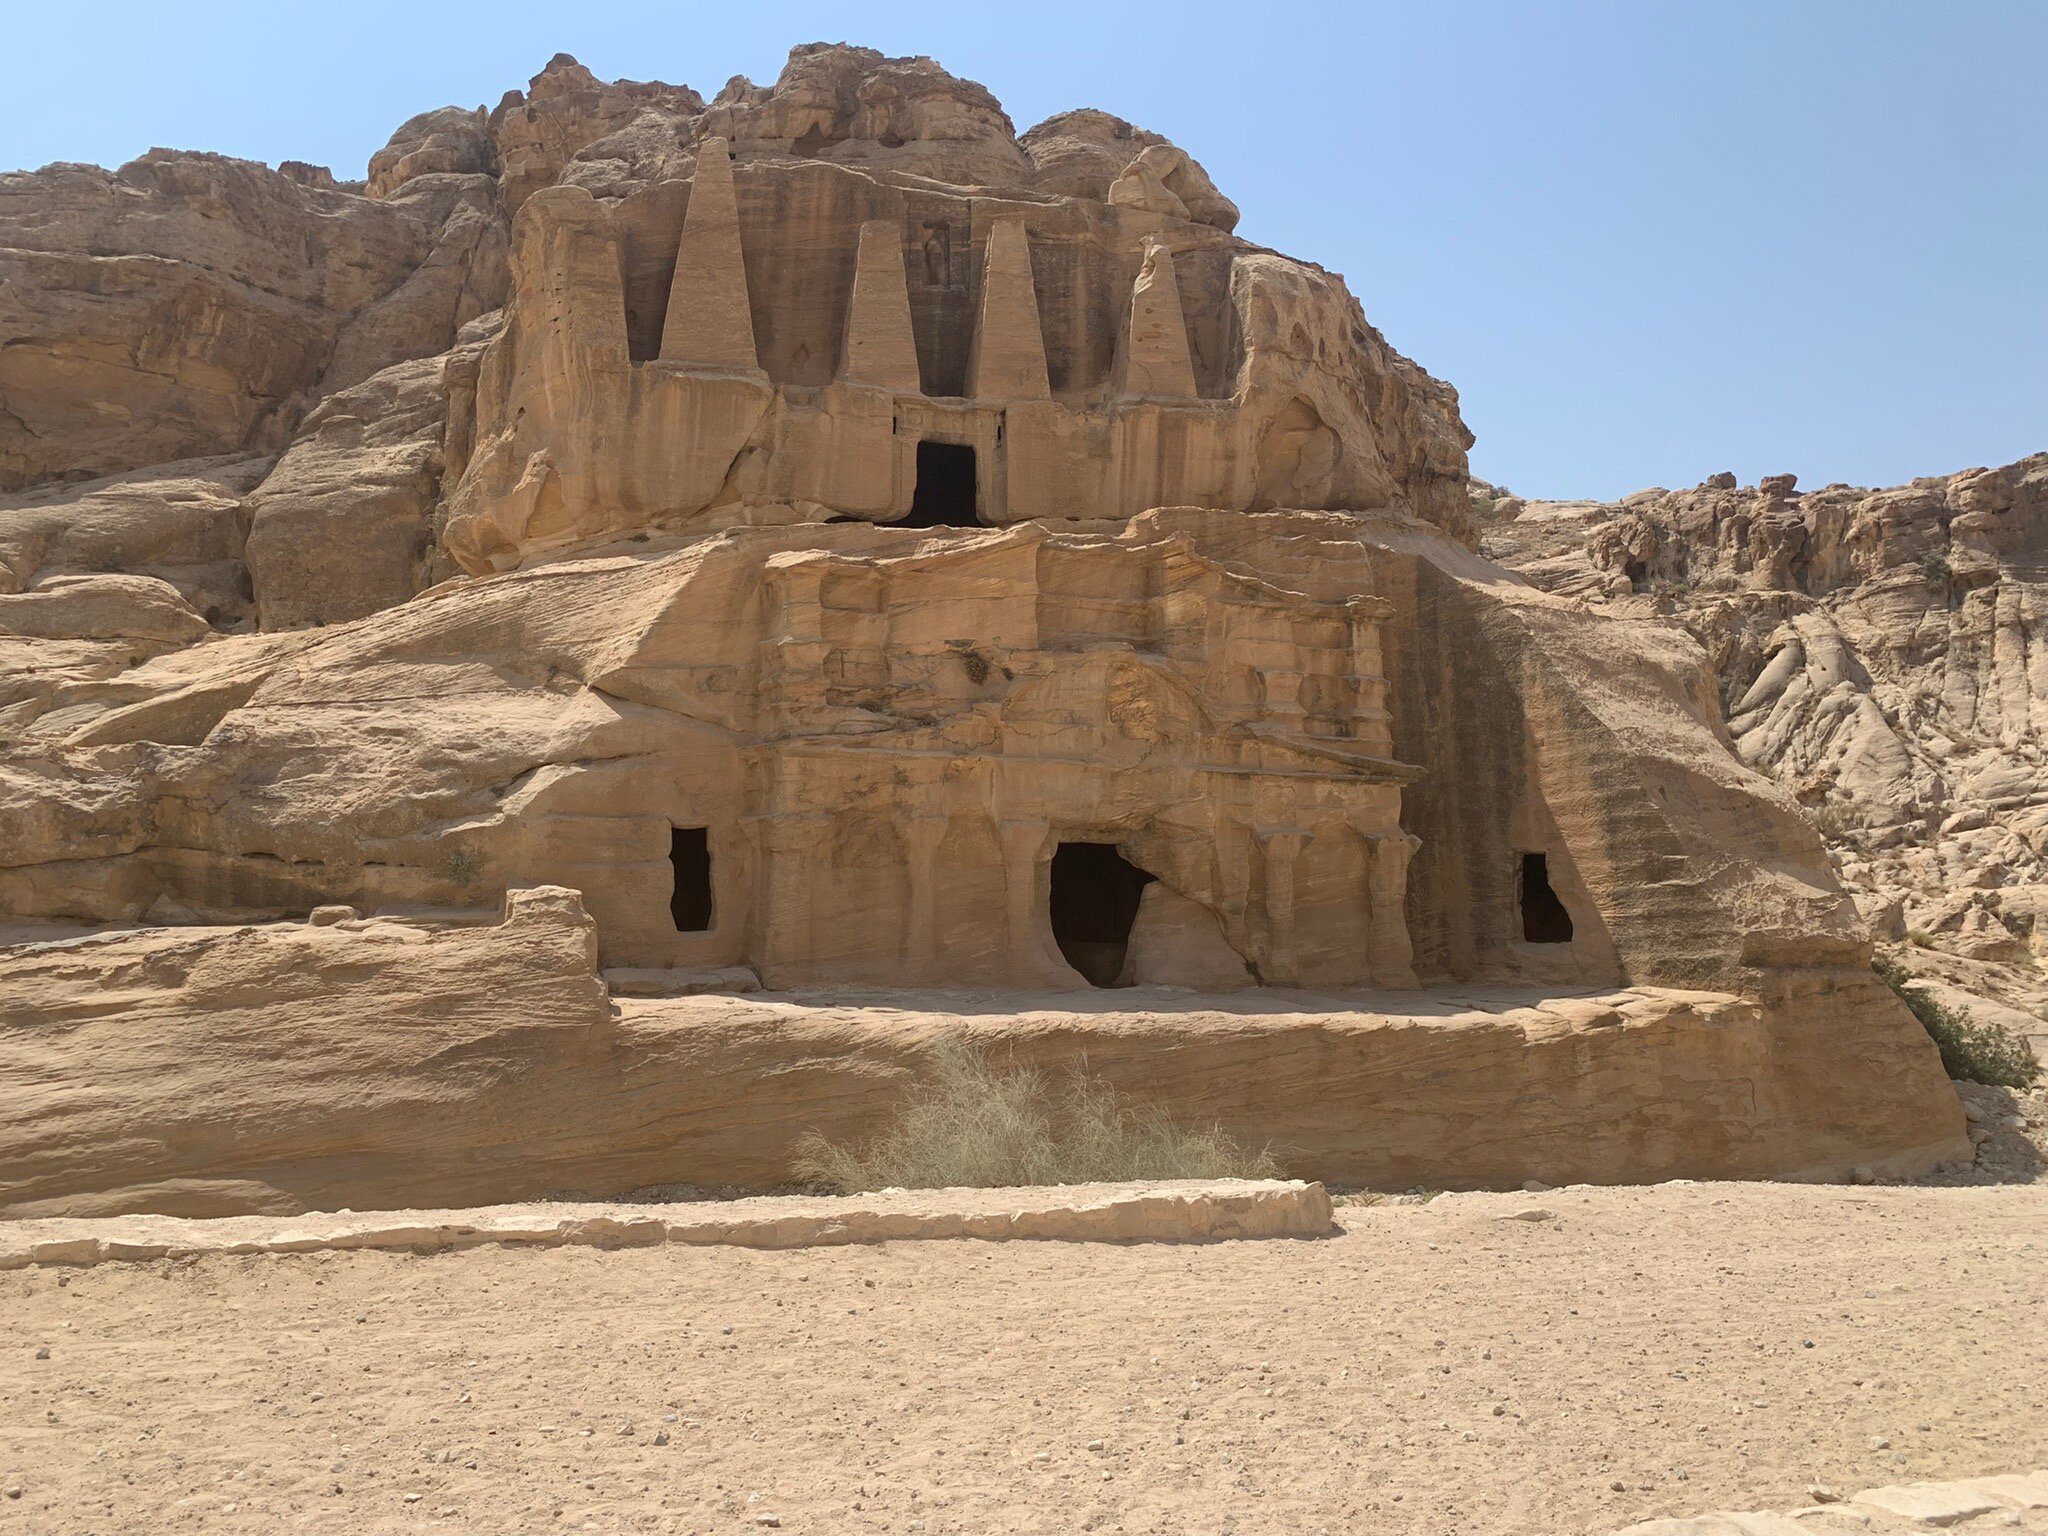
[896,440,980,527]
[671,826,713,932]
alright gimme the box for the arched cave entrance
[1518,852,1573,944]
[671,826,714,932]
[1050,842,1156,988]
[893,441,980,528]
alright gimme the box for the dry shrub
[1875,954,2040,1089]
[792,1039,1280,1192]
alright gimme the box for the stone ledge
[0,1178,1334,1269]
[1613,1470,2048,1535]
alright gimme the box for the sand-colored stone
[0,41,1978,1213]
[840,219,923,392]
[1117,238,1198,399]
[657,138,761,373]
[1482,456,2048,1063]
[0,888,1964,1216]
[967,218,1052,401]
[0,1179,1333,1268]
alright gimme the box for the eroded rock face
[1022,110,1239,232]
[0,152,503,490]
[0,42,1969,1204]
[1482,457,2048,1027]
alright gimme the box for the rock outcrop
[0,151,506,490]
[0,43,1973,1213]
[1481,457,2048,1045]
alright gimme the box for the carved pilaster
[903,815,949,973]
[757,814,831,978]
[999,818,1051,972]
[1367,830,1422,988]
[1257,829,1308,986]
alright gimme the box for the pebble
[4,1486,22,1501]
[652,1430,670,1446]
[403,1493,422,1504]
[755,1516,781,1528]
[1506,1208,1555,1222]
[1870,1435,1892,1450]
[1086,1439,1104,1451]
[33,1347,48,1360]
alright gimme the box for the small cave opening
[670,826,714,933]
[1050,842,1156,988]
[1518,852,1573,944]
[891,440,980,528]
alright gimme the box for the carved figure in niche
[918,220,951,286]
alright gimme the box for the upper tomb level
[426,47,1474,570]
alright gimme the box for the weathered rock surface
[1481,457,2048,1049]
[0,151,505,490]
[244,341,487,628]
[0,893,1961,1216]
[0,1179,1334,1263]
[1610,1469,2048,1536]
[0,42,1975,1209]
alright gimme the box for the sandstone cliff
[0,45,1976,1212]
[1480,457,2048,1062]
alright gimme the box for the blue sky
[8,1,2044,499]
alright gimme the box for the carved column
[1367,830,1422,988]
[1257,829,1308,986]
[999,818,1050,978]
[903,815,949,978]
[757,814,830,982]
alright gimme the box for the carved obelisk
[658,137,760,373]
[1117,237,1198,398]
[840,220,923,392]
[966,219,1050,400]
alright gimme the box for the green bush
[1874,954,2040,1088]
[792,1039,1280,1193]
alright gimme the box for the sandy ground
[3,1182,2046,1536]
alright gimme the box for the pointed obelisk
[840,220,923,392]
[966,219,1050,400]
[658,137,760,372]
[1118,237,1198,398]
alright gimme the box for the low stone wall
[0,1179,1334,1269]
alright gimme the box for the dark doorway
[670,826,714,932]
[895,441,980,528]
[1050,842,1156,987]
[1519,852,1573,944]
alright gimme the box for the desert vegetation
[1876,954,2041,1089]
[793,1040,1279,1192]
